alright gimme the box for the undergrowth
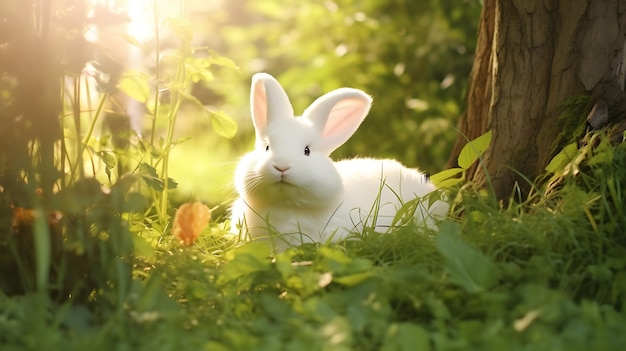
[133,131,626,351]
[5,132,626,351]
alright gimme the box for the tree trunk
[449,0,626,199]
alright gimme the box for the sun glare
[86,0,155,44]
[126,0,154,43]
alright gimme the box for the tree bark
[449,0,626,199]
[447,0,495,171]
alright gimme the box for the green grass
[3,134,626,351]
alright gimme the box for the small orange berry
[171,202,211,246]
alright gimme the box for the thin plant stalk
[73,75,83,180]
[150,0,160,146]
[69,90,108,183]
[153,0,188,229]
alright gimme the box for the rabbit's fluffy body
[231,73,447,248]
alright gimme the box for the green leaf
[61,305,94,331]
[391,197,421,227]
[179,91,238,139]
[209,110,238,139]
[164,17,193,42]
[131,232,155,260]
[139,163,162,190]
[545,142,579,174]
[164,177,178,190]
[587,137,614,166]
[96,150,116,169]
[429,167,463,187]
[186,57,215,83]
[185,55,238,83]
[53,178,104,214]
[458,130,492,169]
[218,243,272,286]
[96,151,116,183]
[333,271,374,286]
[382,323,431,351]
[121,192,148,212]
[138,163,178,191]
[317,246,372,275]
[108,176,147,213]
[434,177,464,188]
[436,221,496,293]
[117,70,151,103]
[206,55,240,70]
[133,275,180,316]
[33,207,51,292]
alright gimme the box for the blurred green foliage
[0,0,150,315]
[195,0,481,174]
[3,1,626,350]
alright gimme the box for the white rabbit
[231,73,448,250]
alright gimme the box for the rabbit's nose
[274,165,290,173]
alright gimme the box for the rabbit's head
[235,73,372,209]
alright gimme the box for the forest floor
[2,134,626,351]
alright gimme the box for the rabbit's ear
[304,88,372,153]
[250,73,294,140]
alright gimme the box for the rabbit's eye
[265,145,270,152]
[304,146,310,156]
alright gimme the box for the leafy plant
[430,129,492,188]
[0,0,236,322]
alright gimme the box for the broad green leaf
[458,130,492,169]
[436,221,496,293]
[186,57,215,83]
[120,192,148,212]
[108,176,145,212]
[185,55,239,83]
[179,91,238,139]
[545,142,579,174]
[317,246,372,275]
[131,232,155,260]
[430,167,463,187]
[333,271,374,286]
[382,323,430,351]
[117,71,151,103]
[218,243,272,285]
[435,177,464,188]
[207,55,240,70]
[209,110,238,139]
[283,270,331,296]
[53,178,104,214]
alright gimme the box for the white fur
[231,73,448,250]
